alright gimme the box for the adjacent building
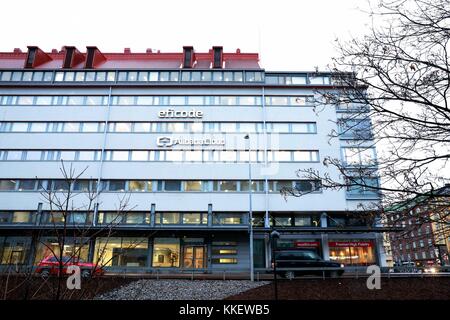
[389,184,450,267]
[0,46,388,273]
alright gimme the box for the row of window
[398,251,436,262]
[398,239,434,251]
[0,121,317,134]
[0,70,333,86]
[0,150,320,162]
[265,75,331,85]
[0,95,315,106]
[0,211,357,227]
[0,148,375,166]
[0,179,321,193]
[0,236,240,267]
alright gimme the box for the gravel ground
[95,279,269,300]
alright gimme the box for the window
[343,147,376,165]
[25,151,42,160]
[126,212,147,224]
[213,213,242,224]
[109,180,126,192]
[6,151,23,161]
[220,96,237,105]
[167,122,185,132]
[185,151,202,162]
[152,238,180,267]
[81,123,100,132]
[11,123,28,132]
[346,177,379,196]
[63,123,80,132]
[35,96,53,105]
[17,180,36,191]
[29,123,47,132]
[269,123,289,133]
[294,180,320,193]
[275,181,292,192]
[240,180,259,192]
[293,151,318,162]
[111,151,129,161]
[134,123,151,132]
[294,216,313,227]
[78,151,96,161]
[131,151,148,161]
[270,151,291,162]
[0,237,32,265]
[164,181,182,191]
[157,212,180,224]
[272,216,291,226]
[184,181,203,191]
[60,151,76,160]
[95,237,149,267]
[220,151,237,162]
[217,181,237,192]
[166,151,183,162]
[239,96,256,105]
[0,180,16,190]
[115,123,132,133]
[73,180,91,192]
[182,213,204,224]
[221,123,236,132]
[129,181,147,192]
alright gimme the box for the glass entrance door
[183,246,205,269]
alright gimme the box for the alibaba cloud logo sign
[157,136,174,147]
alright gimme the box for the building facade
[389,184,450,267]
[0,46,388,273]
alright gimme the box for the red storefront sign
[328,241,373,248]
[294,241,320,248]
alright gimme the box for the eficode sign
[158,108,203,119]
[157,136,225,147]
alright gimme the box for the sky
[0,0,371,71]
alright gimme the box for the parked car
[273,250,345,278]
[36,256,104,278]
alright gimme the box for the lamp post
[271,230,280,300]
[244,134,254,281]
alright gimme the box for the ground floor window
[329,240,376,266]
[152,238,180,267]
[0,236,31,265]
[211,241,238,265]
[94,237,148,267]
[34,237,90,264]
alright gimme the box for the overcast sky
[1,0,370,71]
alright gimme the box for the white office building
[0,46,388,273]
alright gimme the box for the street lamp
[244,134,254,281]
[270,230,280,300]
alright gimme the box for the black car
[273,250,344,278]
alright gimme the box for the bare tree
[282,0,450,235]
[1,160,154,300]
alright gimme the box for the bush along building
[0,46,389,273]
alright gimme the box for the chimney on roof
[124,48,131,54]
[182,46,194,68]
[212,46,223,69]
[62,46,85,69]
[85,46,106,69]
[24,46,52,68]
[146,48,152,53]
[13,48,22,54]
